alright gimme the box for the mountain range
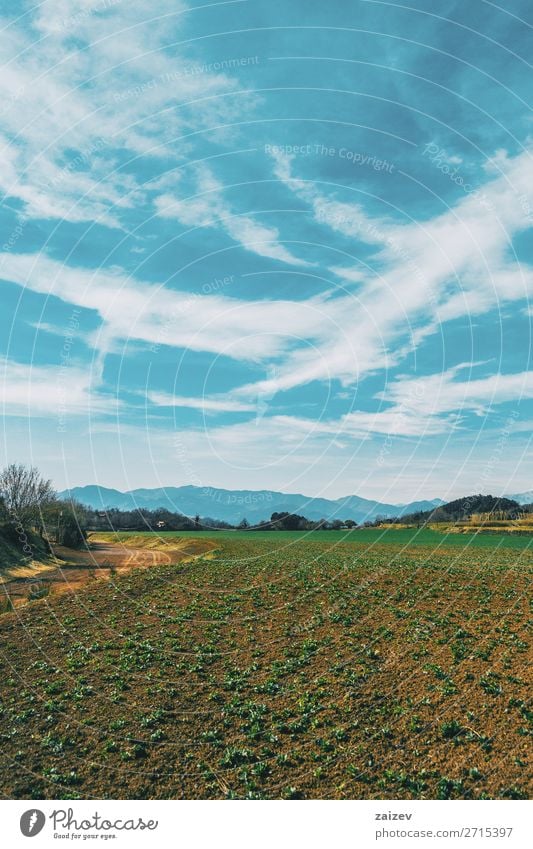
[59,484,448,525]
[509,490,533,505]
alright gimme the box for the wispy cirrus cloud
[147,390,256,413]
[0,250,328,362]
[235,145,533,401]
[0,1,253,226]
[267,367,533,441]
[378,367,533,419]
[1,0,533,503]
[0,356,114,418]
[155,166,309,266]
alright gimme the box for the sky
[0,0,532,503]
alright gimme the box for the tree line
[0,465,362,545]
[82,508,359,532]
[3,465,528,552]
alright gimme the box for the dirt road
[0,537,216,609]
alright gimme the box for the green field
[96,526,533,550]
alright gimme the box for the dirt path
[0,537,216,609]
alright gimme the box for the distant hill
[393,494,522,525]
[58,485,444,526]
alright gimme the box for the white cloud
[381,368,533,418]
[155,166,309,266]
[147,391,256,413]
[272,149,389,246]
[301,366,533,440]
[250,145,533,397]
[4,141,533,436]
[0,357,112,418]
[0,251,330,363]
[225,366,533,445]
[0,3,251,226]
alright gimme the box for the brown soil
[0,536,530,800]
[0,537,216,609]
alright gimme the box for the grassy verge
[0,523,52,579]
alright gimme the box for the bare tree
[0,464,56,531]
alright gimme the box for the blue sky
[0,0,532,502]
